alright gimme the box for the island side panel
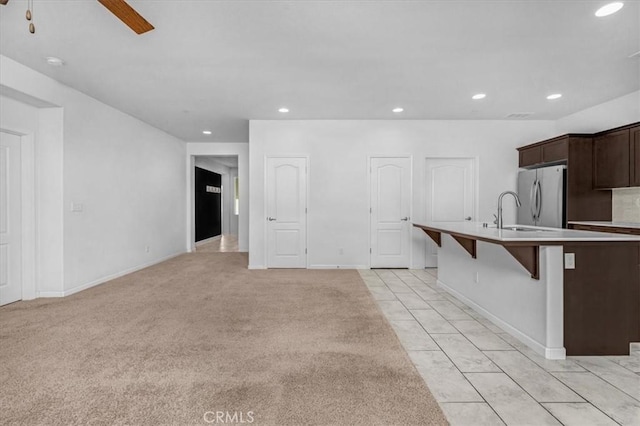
[563,242,640,355]
[437,234,565,358]
[544,245,565,359]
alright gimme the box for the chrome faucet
[497,191,521,229]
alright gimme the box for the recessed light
[472,93,486,100]
[278,108,289,113]
[546,93,563,100]
[392,107,404,113]
[45,56,65,67]
[595,2,624,17]
[202,130,212,135]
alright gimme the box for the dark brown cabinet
[517,136,569,168]
[518,145,542,167]
[565,224,640,355]
[593,129,631,188]
[592,123,640,189]
[563,241,640,355]
[633,126,640,187]
[541,139,568,163]
[517,134,612,223]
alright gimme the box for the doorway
[265,157,308,268]
[194,166,222,243]
[424,157,477,267]
[370,157,412,268]
[192,155,240,252]
[1,131,22,306]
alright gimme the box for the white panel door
[266,157,307,268]
[370,157,411,268]
[0,131,22,306]
[425,158,475,267]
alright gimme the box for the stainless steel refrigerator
[517,165,567,228]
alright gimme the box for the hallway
[196,234,240,253]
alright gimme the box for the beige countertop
[413,221,640,242]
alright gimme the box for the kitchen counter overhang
[413,221,640,279]
[413,221,640,359]
[413,221,640,243]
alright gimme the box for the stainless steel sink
[502,226,539,232]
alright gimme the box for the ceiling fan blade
[97,0,154,35]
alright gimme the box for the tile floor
[358,268,640,426]
[196,234,240,252]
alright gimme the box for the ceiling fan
[97,0,154,34]
[0,0,154,35]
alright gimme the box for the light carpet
[0,252,447,425]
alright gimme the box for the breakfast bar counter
[413,221,640,359]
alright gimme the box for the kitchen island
[414,221,640,359]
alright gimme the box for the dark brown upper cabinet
[517,134,612,222]
[632,126,640,187]
[518,145,542,167]
[542,139,569,163]
[517,135,574,168]
[593,124,640,189]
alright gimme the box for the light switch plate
[564,253,575,269]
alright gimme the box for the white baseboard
[195,235,221,246]
[249,264,368,270]
[61,251,186,297]
[437,278,565,360]
[545,347,567,360]
[308,264,369,269]
[37,291,65,298]
[248,264,266,270]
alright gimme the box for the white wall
[249,120,557,269]
[1,55,187,296]
[186,143,249,252]
[555,91,640,134]
[194,157,233,236]
[0,95,64,296]
[62,98,186,293]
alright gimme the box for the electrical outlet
[564,253,575,269]
[145,246,150,253]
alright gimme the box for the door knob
[401,217,410,221]
[465,216,472,221]
[267,217,276,221]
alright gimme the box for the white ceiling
[1,1,638,143]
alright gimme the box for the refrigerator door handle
[535,180,542,220]
[529,180,537,221]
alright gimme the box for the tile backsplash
[612,187,640,222]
